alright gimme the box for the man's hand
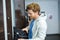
[22,27,28,33]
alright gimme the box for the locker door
[12,0,28,40]
[0,0,5,40]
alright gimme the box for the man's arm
[22,20,31,33]
[22,26,29,33]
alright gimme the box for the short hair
[26,3,40,13]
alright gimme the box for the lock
[8,17,10,19]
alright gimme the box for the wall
[58,0,60,34]
[25,0,59,34]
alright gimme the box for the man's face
[27,10,35,19]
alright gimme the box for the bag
[14,27,28,40]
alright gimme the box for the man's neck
[34,15,40,20]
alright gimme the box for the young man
[22,3,47,40]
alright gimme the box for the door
[0,0,12,40]
[6,0,12,40]
[0,0,5,40]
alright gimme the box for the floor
[45,34,60,40]
[0,33,60,40]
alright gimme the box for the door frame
[3,0,8,40]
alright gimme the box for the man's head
[26,3,40,19]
